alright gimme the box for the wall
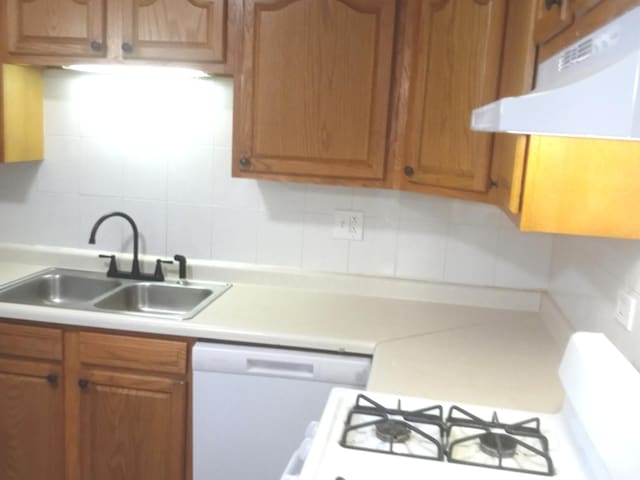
[550,236,640,367]
[0,69,552,289]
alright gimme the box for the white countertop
[0,254,567,412]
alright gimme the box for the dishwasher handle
[246,358,314,379]
[193,342,371,385]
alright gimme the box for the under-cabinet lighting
[63,65,209,78]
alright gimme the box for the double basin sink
[0,268,231,320]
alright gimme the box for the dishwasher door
[193,342,371,480]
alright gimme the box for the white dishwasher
[192,342,371,480]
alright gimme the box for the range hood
[471,6,640,141]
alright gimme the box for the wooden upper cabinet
[393,0,508,196]
[234,0,397,182]
[491,0,537,214]
[121,0,226,63]
[572,0,606,16]
[77,369,187,480]
[0,358,64,480]
[533,0,574,45]
[5,0,107,57]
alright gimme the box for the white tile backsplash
[549,235,640,368]
[166,203,212,260]
[0,68,552,290]
[257,210,304,267]
[395,220,448,281]
[211,207,258,263]
[348,216,397,277]
[444,225,498,286]
[302,213,349,273]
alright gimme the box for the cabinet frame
[0,0,243,75]
[233,0,399,186]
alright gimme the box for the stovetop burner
[339,394,445,461]
[375,419,412,443]
[339,395,555,476]
[478,432,518,458]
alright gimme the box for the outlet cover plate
[333,210,364,241]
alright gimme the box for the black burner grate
[338,396,556,476]
[339,394,445,461]
[445,406,555,476]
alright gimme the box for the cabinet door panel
[234,0,397,181]
[6,0,106,57]
[78,370,186,480]
[122,0,226,62]
[399,0,507,193]
[533,0,573,45]
[0,358,64,480]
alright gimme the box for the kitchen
[0,0,639,479]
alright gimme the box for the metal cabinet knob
[545,0,562,9]
[239,157,251,168]
[90,40,103,52]
[78,379,90,390]
[122,42,134,54]
[404,166,414,177]
[46,374,58,385]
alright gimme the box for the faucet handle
[98,254,118,276]
[173,254,187,280]
[153,259,173,281]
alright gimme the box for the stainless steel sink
[0,271,121,307]
[0,268,231,320]
[94,283,218,319]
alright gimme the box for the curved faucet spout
[89,211,140,275]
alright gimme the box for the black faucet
[89,211,171,281]
[174,254,187,281]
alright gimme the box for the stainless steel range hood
[471,6,640,141]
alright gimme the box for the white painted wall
[549,235,640,368]
[0,69,552,288]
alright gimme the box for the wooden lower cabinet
[0,358,64,480]
[0,321,191,480]
[77,370,186,480]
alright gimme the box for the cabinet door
[490,0,537,214]
[1,64,44,163]
[121,0,226,62]
[234,0,397,182]
[533,0,573,45]
[396,0,508,194]
[0,358,64,480]
[77,370,186,480]
[572,0,606,16]
[5,0,107,57]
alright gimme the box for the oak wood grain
[64,331,82,480]
[234,0,397,181]
[490,0,537,214]
[6,0,107,57]
[78,369,186,480]
[533,0,573,45]
[393,0,507,194]
[520,136,640,238]
[0,321,62,360]
[0,357,64,480]
[78,331,188,375]
[1,64,44,163]
[121,0,226,62]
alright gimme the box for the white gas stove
[298,333,640,480]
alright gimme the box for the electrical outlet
[616,291,638,332]
[333,210,364,241]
